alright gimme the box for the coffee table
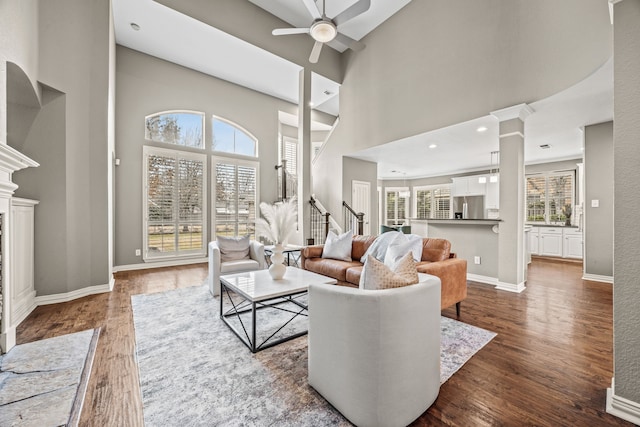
[219,267,337,352]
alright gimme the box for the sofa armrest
[301,245,324,269]
[208,241,222,296]
[417,258,467,310]
[249,240,266,269]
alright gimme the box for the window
[278,136,298,200]
[212,117,258,157]
[414,185,452,219]
[143,146,207,260]
[526,172,575,224]
[145,111,204,149]
[213,156,259,238]
[385,188,409,226]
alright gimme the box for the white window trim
[144,110,206,149]
[385,187,410,225]
[525,170,575,225]
[142,145,208,261]
[211,155,260,238]
[413,184,452,219]
[211,115,259,157]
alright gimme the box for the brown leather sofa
[301,235,468,315]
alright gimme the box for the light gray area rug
[0,328,99,427]
[132,285,495,426]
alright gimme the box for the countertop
[417,219,501,225]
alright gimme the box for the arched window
[212,117,258,157]
[145,111,204,149]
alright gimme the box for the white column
[491,104,533,293]
[297,68,312,244]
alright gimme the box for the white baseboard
[11,296,37,329]
[467,274,498,286]
[582,273,614,284]
[607,378,640,425]
[496,280,526,293]
[113,257,207,272]
[35,283,112,306]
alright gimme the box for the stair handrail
[342,201,365,235]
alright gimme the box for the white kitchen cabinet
[451,176,486,197]
[485,179,499,209]
[563,228,583,259]
[539,227,563,257]
[529,228,540,255]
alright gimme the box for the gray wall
[584,122,613,277]
[342,157,378,235]
[427,224,499,278]
[11,0,113,295]
[525,158,582,175]
[613,0,640,407]
[115,46,299,266]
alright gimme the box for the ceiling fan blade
[302,0,322,20]
[335,32,365,52]
[333,0,371,27]
[272,27,310,36]
[309,41,323,63]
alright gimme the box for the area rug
[132,285,495,426]
[0,328,100,427]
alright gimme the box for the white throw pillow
[321,229,353,262]
[217,235,251,263]
[383,233,423,269]
[359,253,419,290]
[359,231,402,263]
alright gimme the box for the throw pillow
[359,231,402,263]
[321,229,353,261]
[383,233,423,268]
[359,253,419,290]
[217,235,251,263]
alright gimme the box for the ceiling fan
[272,0,370,63]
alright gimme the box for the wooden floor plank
[15,260,633,426]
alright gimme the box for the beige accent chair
[308,275,441,427]
[208,240,266,296]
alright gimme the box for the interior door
[352,180,371,235]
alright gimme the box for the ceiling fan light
[310,21,337,43]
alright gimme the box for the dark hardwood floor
[16,259,632,426]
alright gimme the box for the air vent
[539,144,551,149]
[323,90,333,96]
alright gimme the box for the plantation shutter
[213,157,258,238]
[416,190,431,219]
[433,188,451,219]
[144,147,206,260]
[526,176,547,222]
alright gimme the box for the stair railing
[309,196,331,245]
[343,201,365,235]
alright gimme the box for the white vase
[269,243,287,280]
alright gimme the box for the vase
[269,243,287,280]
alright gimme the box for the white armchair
[308,275,441,427]
[208,240,266,296]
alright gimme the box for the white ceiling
[113,0,613,180]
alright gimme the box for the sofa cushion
[360,253,419,290]
[345,265,364,285]
[421,238,452,262]
[220,259,260,274]
[322,230,353,261]
[305,258,363,282]
[351,235,378,261]
[217,235,251,262]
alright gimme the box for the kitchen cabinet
[451,176,486,197]
[528,226,583,259]
[563,228,583,259]
[485,179,499,209]
[539,227,563,257]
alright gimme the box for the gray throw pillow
[217,235,251,262]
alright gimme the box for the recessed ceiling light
[476,126,488,133]
[428,144,437,149]
[130,22,141,31]
[308,101,314,107]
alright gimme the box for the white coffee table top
[220,267,337,302]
